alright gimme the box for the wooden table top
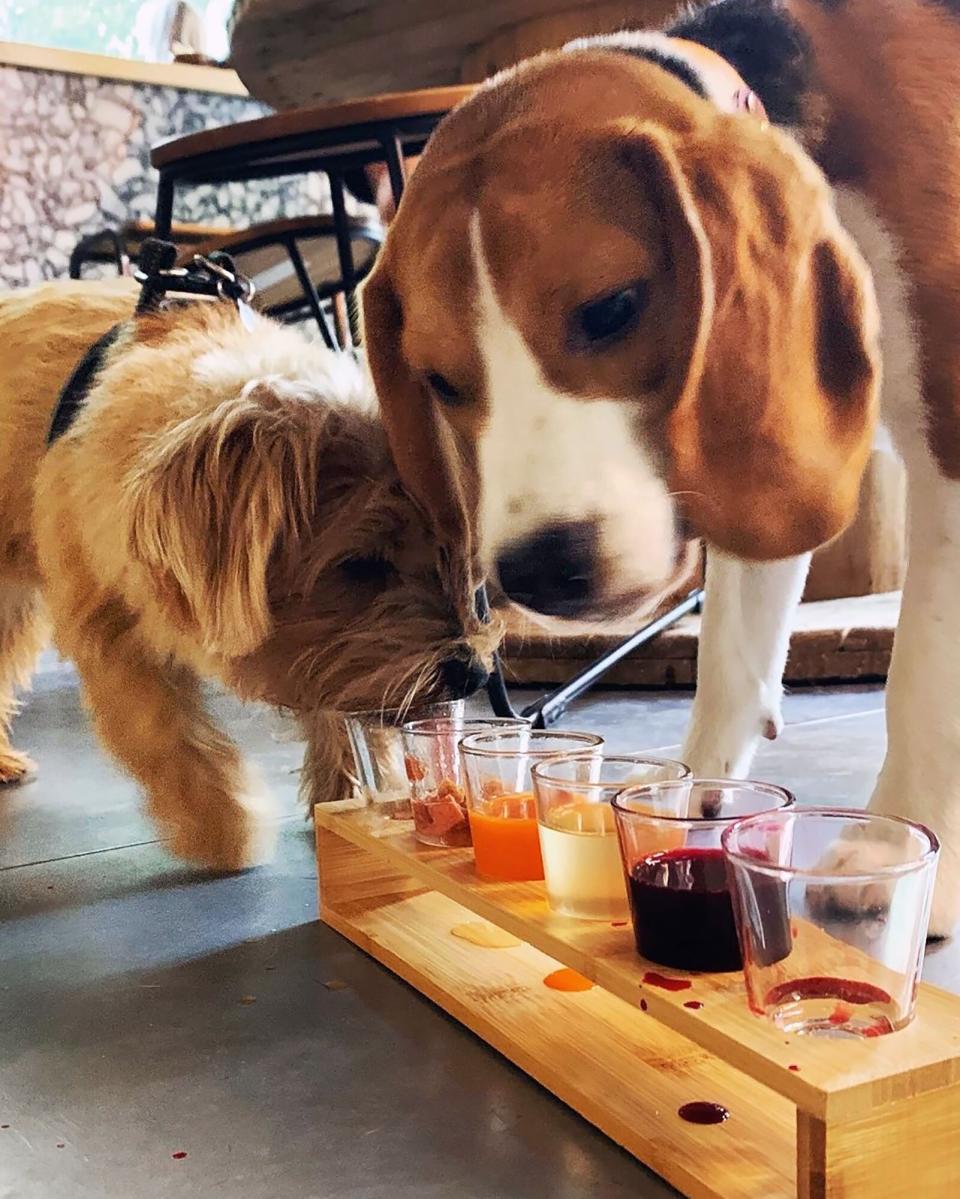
[228,0,671,109]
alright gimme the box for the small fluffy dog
[0,279,497,869]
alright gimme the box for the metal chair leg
[328,173,358,343]
[69,229,127,279]
[283,236,339,349]
[382,133,407,207]
[154,174,175,239]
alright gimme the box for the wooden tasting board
[315,807,960,1199]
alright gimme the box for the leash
[48,238,257,446]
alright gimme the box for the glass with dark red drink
[612,780,794,973]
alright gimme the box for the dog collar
[666,37,768,124]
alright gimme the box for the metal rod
[153,175,175,239]
[382,133,407,207]
[284,236,338,349]
[328,172,359,343]
[522,588,706,727]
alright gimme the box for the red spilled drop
[678,1102,729,1126]
[172,1151,188,1160]
[683,1000,704,1010]
[639,999,648,1012]
[643,971,692,992]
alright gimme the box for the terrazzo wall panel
[0,65,325,287]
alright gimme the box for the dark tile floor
[1,658,956,1198]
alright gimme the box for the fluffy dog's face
[363,51,879,621]
[127,361,499,724]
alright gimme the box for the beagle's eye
[425,371,462,405]
[572,282,650,349]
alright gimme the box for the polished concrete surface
[2,659,957,1198]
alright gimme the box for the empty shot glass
[723,808,940,1037]
[531,754,691,920]
[343,700,465,818]
[460,730,604,882]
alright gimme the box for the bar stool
[185,215,383,349]
[150,87,473,341]
[71,216,382,349]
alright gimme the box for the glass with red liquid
[460,730,604,882]
[612,779,794,973]
[401,717,530,847]
[723,808,939,1037]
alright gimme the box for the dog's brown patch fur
[0,280,498,868]
[788,0,960,477]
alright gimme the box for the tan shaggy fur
[0,279,498,869]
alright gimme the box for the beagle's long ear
[361,265,473,549]
[610,122,716,416]
[663,126,880,559]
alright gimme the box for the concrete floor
[2,659,958,1199]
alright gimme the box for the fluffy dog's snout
[440,652,491,699]
[496,521,599,617]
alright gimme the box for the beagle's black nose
[441,654,490,699]
[495,521,599,617]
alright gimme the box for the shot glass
[531,754,691,921]
[401,716,531,847]
[723,808,940,1037]
[460,730,604,882]
[343,699,464,818]
[612,779,795,973]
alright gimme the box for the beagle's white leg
[682,550,811,778]
[866,467,960,938]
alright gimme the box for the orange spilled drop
[543,968,594,992]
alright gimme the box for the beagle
[362,0,960,935]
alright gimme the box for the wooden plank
[501,593,899,687]
[314,808,960,1124]
[0,40,247,95]
[796,1084,960,1198]
[317,825,795,1199]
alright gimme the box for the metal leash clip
[134,238,256,318]
[191,252,257,306]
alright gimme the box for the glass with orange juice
[531,754,691,920]
[459,731,603,882]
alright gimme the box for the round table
[229,0,676,108]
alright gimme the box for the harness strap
[47,324,124,446]
[47,238,256,447]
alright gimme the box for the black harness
[47,238,255,446]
